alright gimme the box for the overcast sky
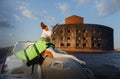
[0,0,120,48]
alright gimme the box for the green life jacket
[15,39,55,62]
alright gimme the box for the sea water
[71,52,120,79]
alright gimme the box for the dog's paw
[79,60,86,65]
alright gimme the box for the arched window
[68,30,70,33]
[67,37,70,40]
[83,43,86,47]
[67,43,70,47]
[61,43,64,47]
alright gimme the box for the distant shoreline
[0,46,14,59]
[0,45,14,49]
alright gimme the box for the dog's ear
[40,22,48,29]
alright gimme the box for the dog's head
[40,22,53,39]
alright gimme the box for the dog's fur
[40,22,86,65]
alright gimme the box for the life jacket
[15,39,55,62]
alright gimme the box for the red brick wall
[65,15,84,24]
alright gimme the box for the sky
[0,0,120,48]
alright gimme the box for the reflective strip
[33,44,39,55]
[24,44,40,61]
[24,49,30,61]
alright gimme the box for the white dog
[40,22,86,65]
